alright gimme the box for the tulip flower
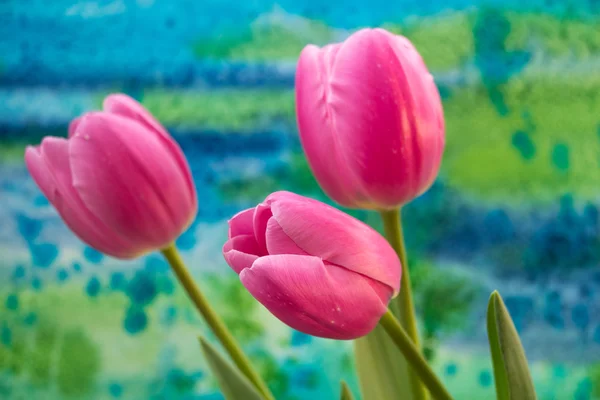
[222,191,401,339]
[24,94,197,259]
[295,28,445,210]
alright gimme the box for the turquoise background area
[3,0,600,398]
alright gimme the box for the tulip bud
[222,191,401,339]
[25,94,197,258]
[295,28,445,209]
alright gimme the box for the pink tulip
[24,94,197,259]
[295,28,445,210]
[222,191,401,339]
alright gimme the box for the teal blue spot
[5,294,18,311]
[157,277,175,295]
[572,303,590,331]
[123,307,148,335]
[1,324,11,346]
[291,330,312,347]
[31,276,43,290]
[72,262,82,272]
[445,363,458,377]
[12,264,25,281]
[511,131,536,160]
[575,378,592,400]
[86,277,101,298]
[109,383,123,397]
[33,195,49,207]
[31,276,43,291]
[144,256,168,274]
[31,243,59,268]
[17,214,42,242]
[294,367,319,389]
[57,268,69,282]
[167,368,198,393]
[479,370,492,387]
[126,273,157,306]
[24,312,37,326]
[110,272,126,291]
[161,305,177,326]
[176,231,197,251]
[552,143,570,171]
[553,364,567,379]
[83,247,104,264]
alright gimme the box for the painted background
[2,0,600,398]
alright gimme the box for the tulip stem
[379,310,453,400]
[161,244,275,400]
[379,208,428,400]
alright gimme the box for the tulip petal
[70,112,194,250]
[240,254,389,339]
[265,217,309,256]
[25,138,137,258]
[68,117,82,138]
[253,202,272,254]
[223,235,261,274]
[103,94,197,209]
[228,208,255,239]
[327,28,444,207]
[269,192,400,295]
[385,31,445,194]
[295,44,369,208]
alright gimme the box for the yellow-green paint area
[443,73,600,204]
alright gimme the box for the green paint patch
[384,12,474,70]
[442,75,600,203]
[204,274,264,342]
[189,11,600,67]
[0,141,31,164]
[505,13,600,59]
[29,320,58,387]
[0,273,269,397]
[193,19,336,61]
[57,329,101,397]
[139,89,295,131]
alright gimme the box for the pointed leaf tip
[340,380,355,400]
[486,291,537,400]
[198,336,263,400]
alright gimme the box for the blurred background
[2,0,600,399]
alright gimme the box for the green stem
[161,244,275,400]
[379,208,428,400]
[379,310,454,400]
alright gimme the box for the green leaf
[486,291,537,400]
[340,381,355,400]
[198,336,264,400]
[354,299,415,400]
